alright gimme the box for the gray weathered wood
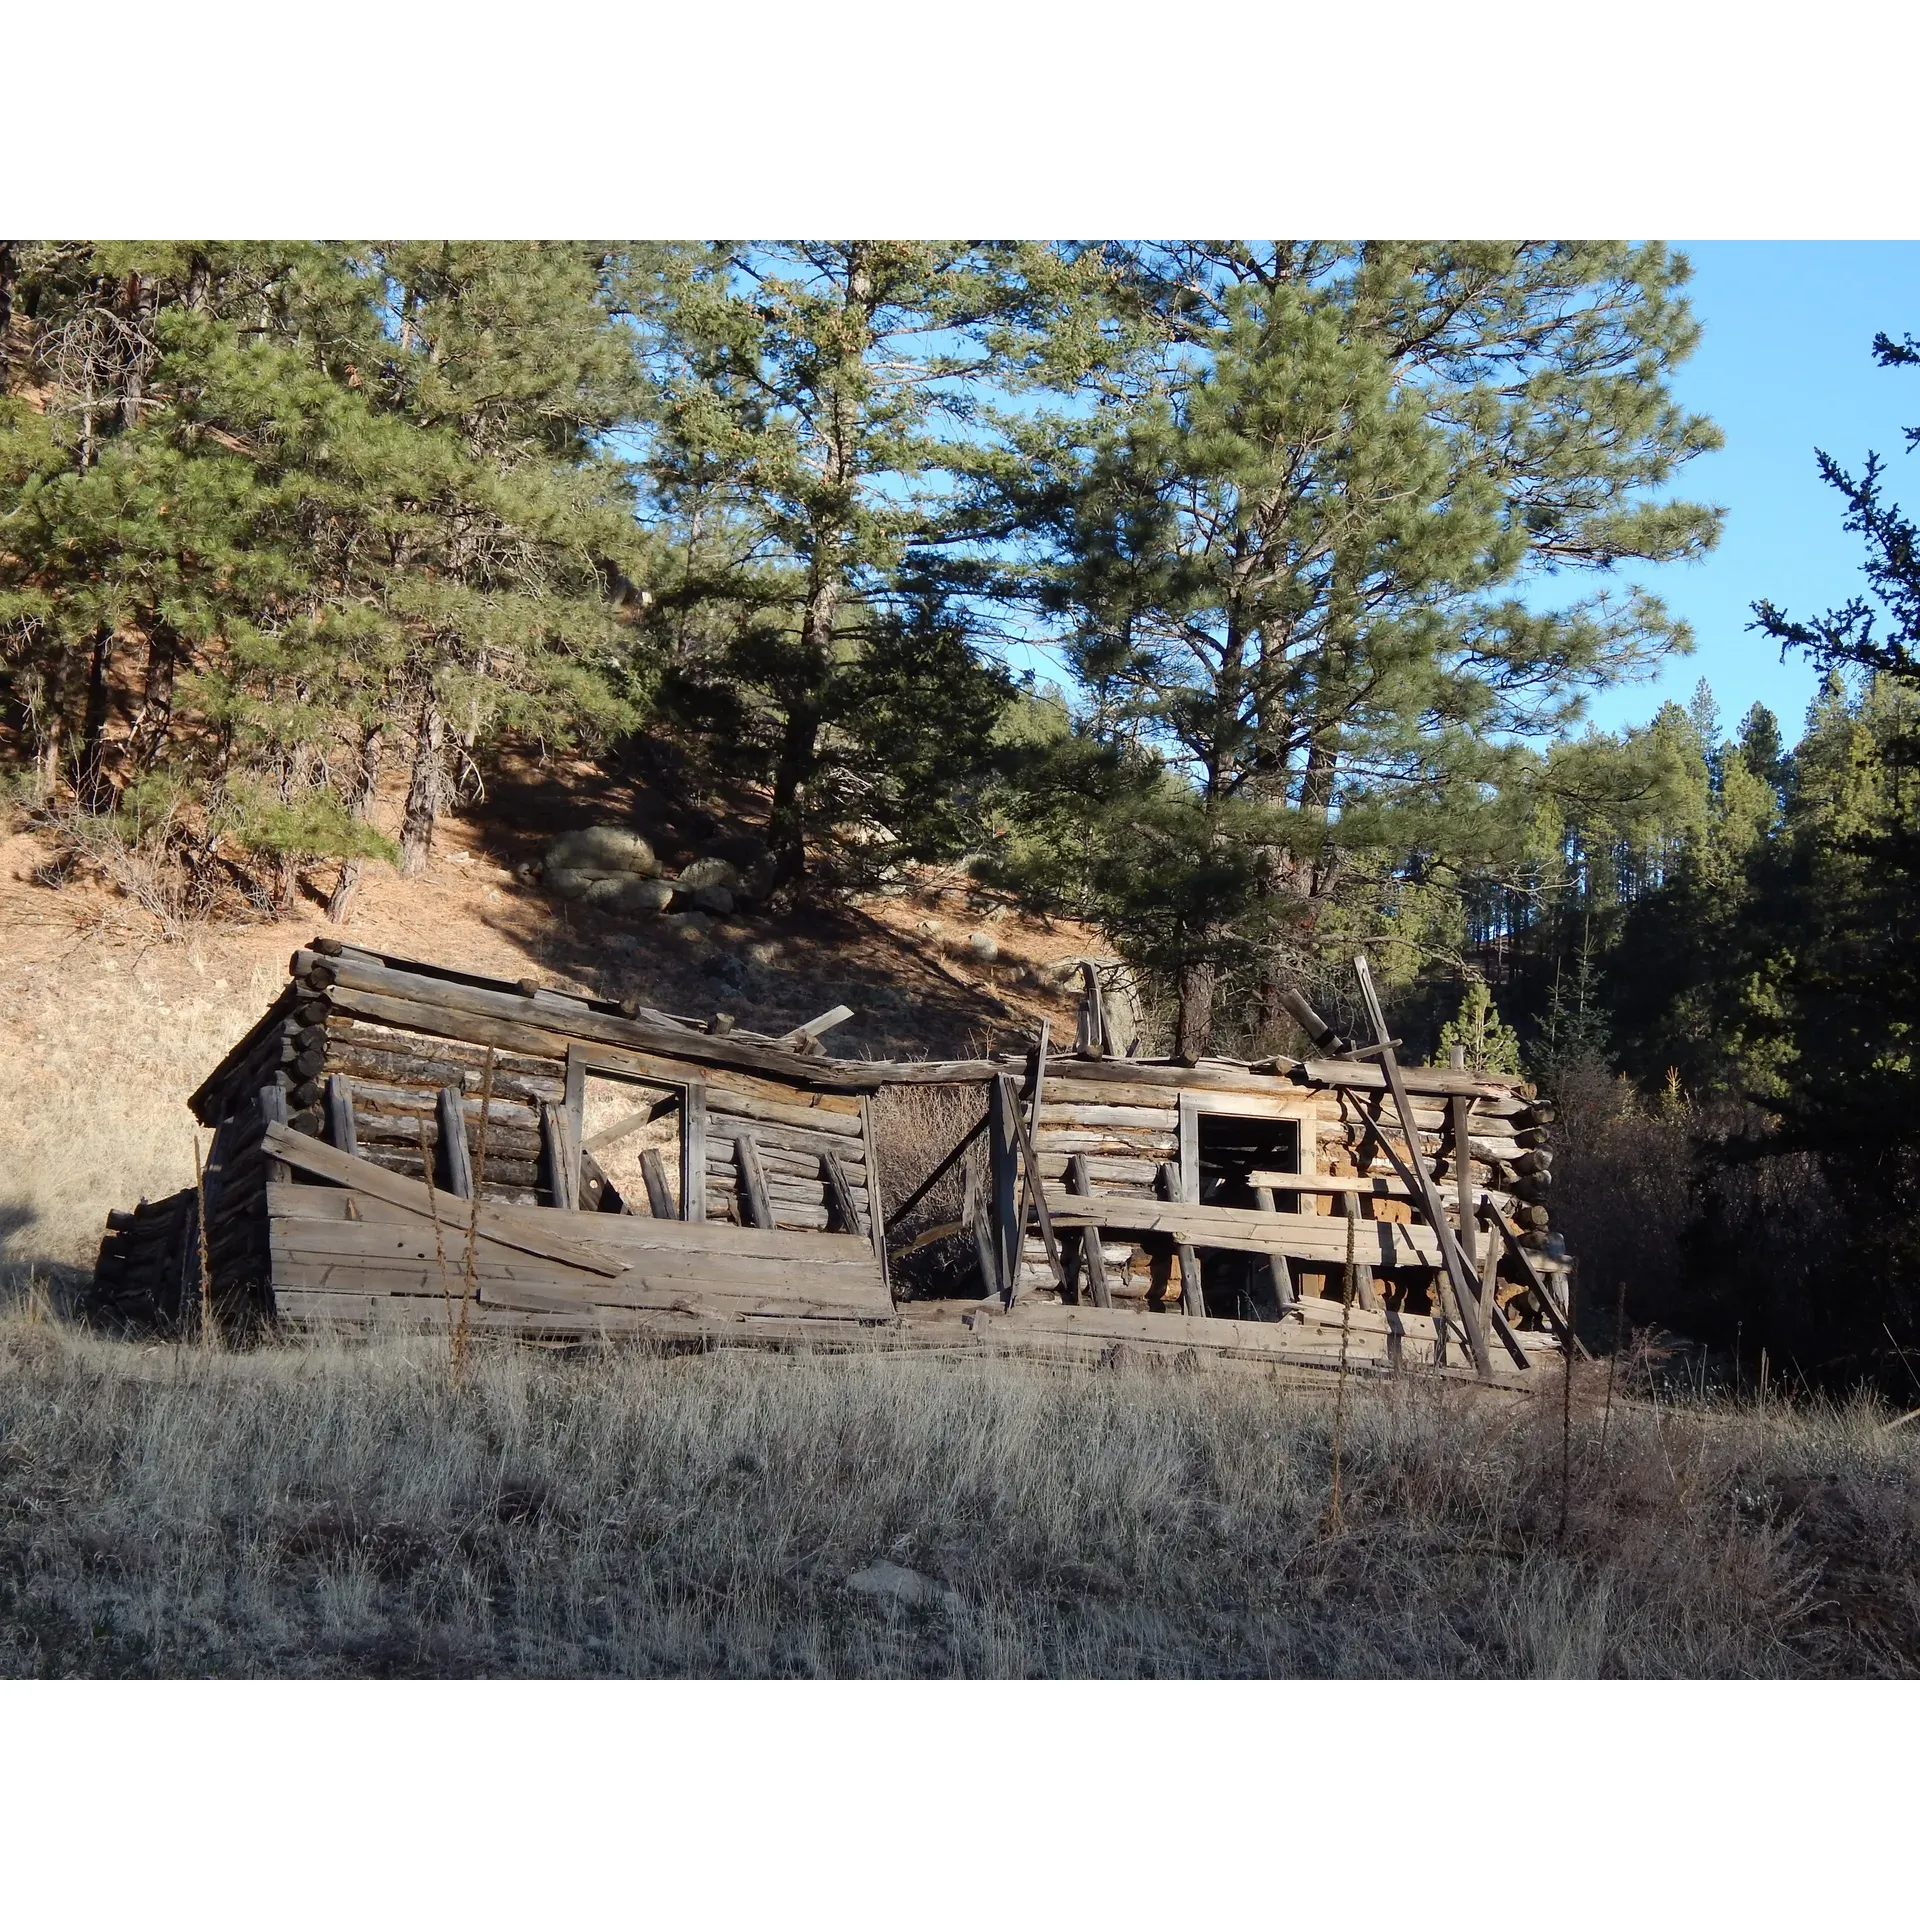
[324,1072,357,1156]
[780,1005,855,1046]
[988,1075,1021,1299]
[1251,1186,1297,1306]
[1066,1154,1111,1310]
[436,1085,473,1198]
[1157,1162,1206,1318]
[540,1103,578,1211]
[640,1147,675,1220]
[1351,956,1491,1380]
[260,1124,625,1274]
[682,1083,707,1223]
[735,1133,776,1231]
[259,1084,292,1182]
[820,1151,864,1236]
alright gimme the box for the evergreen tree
[1028,242,1721,1054]
[1430,974,1523,1076]
[0,242,654,914]
[637,242,1126,893]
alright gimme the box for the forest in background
[4,240,1920,1388]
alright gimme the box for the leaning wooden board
[266,1184,894,1323]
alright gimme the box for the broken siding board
[269,1185,893,1273]
[1040,1185,1445,1265]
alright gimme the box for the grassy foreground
[2,1306,1916,1679]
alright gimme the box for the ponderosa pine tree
[1024,242,1722,1055]
[635,242,1130,892]
[0,242,655,915]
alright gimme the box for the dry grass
[1,1306,1915,1678]
[0,944,277,1294]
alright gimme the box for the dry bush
[2,1308,1916,1678]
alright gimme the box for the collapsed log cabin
[90,940,897,1337]
[89,942,1571,1387]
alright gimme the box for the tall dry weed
[1,1306,1915,1678]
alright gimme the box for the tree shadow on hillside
[430,745,1046,1063]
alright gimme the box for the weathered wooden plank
[1298,1057,1520,1099]
[268,1232,892,1317]
[1032,1129,1178,1159]
[324,1073,357,1156]
[260,1125,625,1274]
[1036,1102,1192,1132]
[640,1147,675,1221]
[1156,1162,1205,1316]
[988,1075,1020,1299]
[1066,1154,1110,1310]
[269,1185,889,1269]
[682,1083,707,1223]
[314,958,878,1090]
[436,1086,473,1199]
[820,1152,864,1237]
[1038,1184,1445,1265]
[706,1112,870,1163]
[541,1103,578,1211]
[735,1133,776,1231]
[1034,1153,1162,1186]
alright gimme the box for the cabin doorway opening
[1194,1111,1299,1320]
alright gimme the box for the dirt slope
[0,781,1121,1277]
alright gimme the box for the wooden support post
[325,1072,357,1156]
[540,1102,578,1211]
[962,1163,998,1301]
[1250,1187,1297,1306]
[1006,1021,1068,1302]
[1351,956,1492,1380]
[1157,1163,1206,1317]
[1075,961,1107,1057]
[436,1085,473,1199]
[735,1132,776,1231]
[1066,1154,1112,1309]
[681,1084,707,1223]
[639,1146,675,1221]
[820,1151,864,1237]
[259,1084,291,1182]
[988,1075,1020,1300]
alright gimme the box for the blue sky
[1584,241,1920,743]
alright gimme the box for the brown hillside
[0,759,1123,1278]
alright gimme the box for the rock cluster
[541,830,773,923]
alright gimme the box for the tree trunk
[327,723,385,922]
[1176,959,1216,1060]
[768,570,840,889]
[121,620,179,776]
[399,683,444,877]
[77,625,115,810]
[0,242,16,394]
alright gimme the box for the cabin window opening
[1194,1111,1299,1320]
[577,1071,687,1218]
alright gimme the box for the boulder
[845,1560,960,1611]
[692,883,734,916]
[546,826,657,876]
[735,854,779,904]
[676,856,741,892]
[966,931,1000,964]
[585,875,674,916]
